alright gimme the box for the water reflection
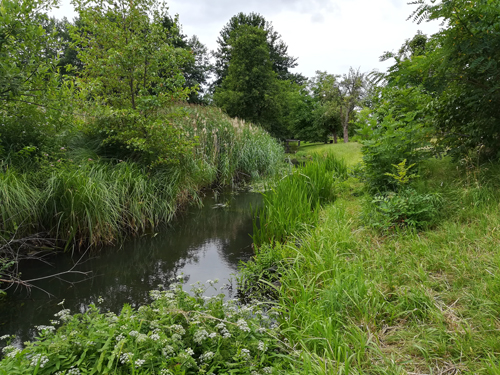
[0,190,260,347]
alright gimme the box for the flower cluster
[0,281,285,374]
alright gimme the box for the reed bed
[0,105,284,248]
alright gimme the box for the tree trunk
[343,111,349,143]
[333,129,338,144]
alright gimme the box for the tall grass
[0,104,284,248]
[252,154,347,246]
[243,155,500,373]
[179,105,284,186]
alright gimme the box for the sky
[49,0,442,79]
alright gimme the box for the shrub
[357,86,435,193]
[363,188,442,230]
[0,281,292,374]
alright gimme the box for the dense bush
[357,87,435,193]
[0,281,292,374]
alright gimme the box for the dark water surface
[0,190,260,347]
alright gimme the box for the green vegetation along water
[0,189,261,350]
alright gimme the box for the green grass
[243,157,500,374]
[0,104,284,248]
[252,154,347,246]
[296,142,363,166]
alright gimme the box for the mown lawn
[297,141,363,166]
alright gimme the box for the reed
[252,154,347,246]
[0,104,284,248]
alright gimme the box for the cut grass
[296,142,363,166]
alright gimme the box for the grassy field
[245,144,500,374]
[295,141,363,166]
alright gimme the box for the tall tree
[213,25,287,138]
[70,0,193,111]
[406,0,500,158]
[310,72,342,143]
[335,68,366,143]
[70,0,195,166]
[212,12,302,89]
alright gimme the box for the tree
[41,16,84,77]
[0,0,73,156]
[212,12,302,89]
[388,0,500,158]
[0,0,61,107]
[161,16,211,104]
[335,68,366,143]
[70,0,195,166]
[213,25,287,138]
[310,72,342,143]
[70,0,193,111]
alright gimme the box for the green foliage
[213,25,289,138]
[384,159,419,187]
[0,0,61,106]
[0,105,283,247]
[71,0,193,111]
[86,108,194,168]
[359,86,435,192]
[0,281,292,374]
[252,154,347,246]
[212,12,300,88]
[386,0,500,158]
[363,188,442,230]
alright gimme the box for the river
[0,189,261,348]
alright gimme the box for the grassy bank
[4,143,500,374]
[243,144,500,374]
[0,105,283,249]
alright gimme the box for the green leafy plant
[0,280,293,374]
[384,159,419,188]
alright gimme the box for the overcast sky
[50,0,441,79]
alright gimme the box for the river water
[0,189,261,348]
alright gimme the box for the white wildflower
[54,309,71,322]
[150,333,160,341]
[170,324,185,335]
[120,352,132,364]
[134,359,146,368]
[236,319,250,332]
[257,341,266,352]
[186,347,195,356]
[199,351,214,363]
[36,325,55,333]
[239,348,251,360]
[30,354,49,368]
[193,329,208,344]
[129,330,139,337]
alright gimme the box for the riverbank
[3,143,500,373]
[244,145,500,373]
[0,105,283,249]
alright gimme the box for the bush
[363,188,442,230]
[357,86,435,193]
[0,281,292,374]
